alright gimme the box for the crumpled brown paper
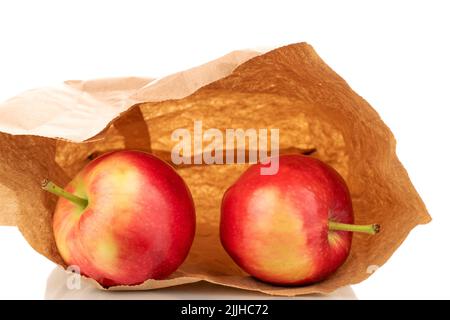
[0,43,430,296]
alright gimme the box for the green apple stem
[328,221,380,235]
[41,179,88,208]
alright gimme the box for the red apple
[220,154,379,286]
[43,150,195,287]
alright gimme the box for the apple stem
[41,179,88,208]
[328,221,380,235]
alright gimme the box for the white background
[0,0,449,299]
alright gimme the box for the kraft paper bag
[0,43,430,296]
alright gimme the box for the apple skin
[220,154,353,286]
[53,150,196,287]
